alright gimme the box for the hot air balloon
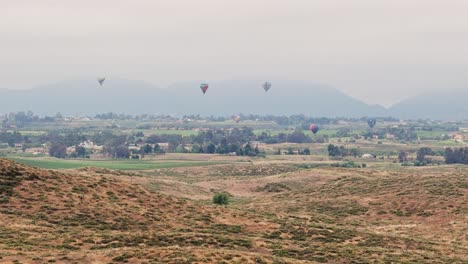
[97,77,106,86]
[200,83,209,94]
[367,118,377,128]
[309,124,319,134]
[262,81,272,92]
[234,115,241,123]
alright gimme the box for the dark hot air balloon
[367,118,377,128]
[262,81,272,92]
[97,77,106,86]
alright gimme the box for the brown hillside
[1,159,467,263]
[0,159,281,263]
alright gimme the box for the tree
[275,148,281,155]
[349,148,361,157]
[153,143,163,154]
[146,135,161,144]
[287,129,312,143]
[213,192,230,205]
[398,151,408,163]
[75,145,86,158]
[335,128,350,137]
[54,112,63,120]
[49,142,67,158]
[244,143,253,156]
[191,144,204,153]
[141,144,153,154]
[254,145,260,155]
[303,148,311,155]
[445,147,468,164]
[206,143,216,154]
[229,143,241,154]
[114,145,130,159]
[416,147,433,163]
[328,144,340,157]
[175,144,188,153]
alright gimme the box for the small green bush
[213,192,230,205]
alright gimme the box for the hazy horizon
[2,0,468,107]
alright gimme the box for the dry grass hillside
[1,158,467,263]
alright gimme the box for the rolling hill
[388,89,468,120]
[1,159,467,263]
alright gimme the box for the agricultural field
[8,157,230,170]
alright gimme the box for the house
[78,140,103,151]
[66,146,75,154]
[14,143,23,149]
[128,145,140,151]
[361,154,375,159]
[386,134,396,140]
[156,143,170,151]
[450,133,465,143]
[25,147,46,155]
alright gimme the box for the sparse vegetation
[213,192,230,205]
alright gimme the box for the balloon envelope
[262,82,272,92]
[367,118,377,128]
[309,124,319,134]
[200,83,209,94]
[97,77,105,85]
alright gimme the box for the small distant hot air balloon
[367,118,377,128]
[200,83,209,95]
[309,124,319,134]
[97,77,106,86]
[234,115,241,123]
[262,81,272,92]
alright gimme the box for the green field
[128,129,199,136]
[11,158,227,170]
[254,129,340,137]
[416,130,450,139]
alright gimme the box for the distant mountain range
[388,89,468,120]
[0,79,466,119]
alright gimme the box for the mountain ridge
[0,79,386,117]
[0,79,466,119]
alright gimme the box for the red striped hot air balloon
[200,83,209,94]
[309,124,319,134]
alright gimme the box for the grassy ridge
[10,158,226,170]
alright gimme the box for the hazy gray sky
[2,0,468,106]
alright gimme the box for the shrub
[213,192,230,205]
